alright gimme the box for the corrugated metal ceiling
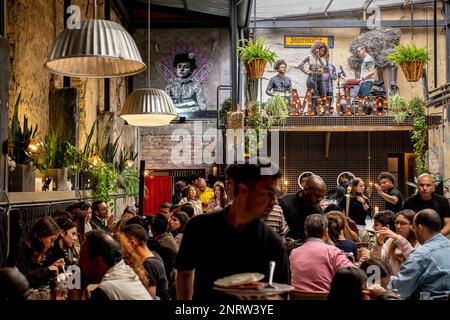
[254,0,433,20]
[148,0,230,17]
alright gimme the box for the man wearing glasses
[389,209,450,299]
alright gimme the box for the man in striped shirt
[263,204,289,239]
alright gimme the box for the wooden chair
[289,290,329,300]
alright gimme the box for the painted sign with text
[284,36,334,48]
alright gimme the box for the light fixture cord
[94,0,97,19]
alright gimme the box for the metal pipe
[0,0,5,37]
[255,19,445,28]
[426,93,450,107]
[0,36,9,198]
[138,160,145,217]
[324,0,334,16]
[445,0,450,83]
[434,0,437,87]
[239,28,244,107]
[231,0,238,111]
[63,0,71,88]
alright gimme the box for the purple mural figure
[156,44,212,117]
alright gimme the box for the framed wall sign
[284,35,334,48]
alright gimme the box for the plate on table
[214,283,294,297]
[214,273,265,288]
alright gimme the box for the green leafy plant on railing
[245,79,259,102]
[245,101,267,154]
[117,167,140,197]
[116,150,140,197]
[87,162,119,201]
[237,37,277,66]
[218,98,232,129]
[264,93,289,128]
[8,93,42,169]
[387,94,409,124]
[42,129,71,170]
[387,44,430,65]
[410,97,428,175]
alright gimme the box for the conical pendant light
[45,1,145,78]
[120,0,176,126]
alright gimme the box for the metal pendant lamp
[120,0,177,126]
[120,88,176,126]
[44,2,145,78]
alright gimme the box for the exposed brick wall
[140,121,218,170]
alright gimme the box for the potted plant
[238,37,277,80]
[264,93,290,128]
[117,150,140,197]
[42,129,71,191]
[8,94,44,192]
[387,44,430,82]
[245,101,267,155]
[387,93,409,124]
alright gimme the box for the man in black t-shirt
[278,175,326,241]
[175,162,289,301]
[375,172,404,213]
[403,173,450,236]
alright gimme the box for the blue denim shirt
[389,233,450,299]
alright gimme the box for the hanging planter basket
[400,60,424,82]
[245,59,267,80]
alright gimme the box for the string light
[124,159,134,168]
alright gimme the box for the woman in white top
[298,42,328,114]
[371,209,419,275]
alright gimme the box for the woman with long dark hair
[169,211,190,248]
[46,216,79,266]
[6,216,64,288]
[340,177,372,236]
[206,181,228,212]
[371,209,419,275]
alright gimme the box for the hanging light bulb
[120,0,176,126]
[124,159,134,168]
[89,155,102,166]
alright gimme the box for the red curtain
[143,176,172,216]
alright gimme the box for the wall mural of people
[156,44,212,118]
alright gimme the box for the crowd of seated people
[1,169,450,301]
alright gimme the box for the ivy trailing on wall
[410,97,427,175]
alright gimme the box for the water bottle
[55,278,68,300]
